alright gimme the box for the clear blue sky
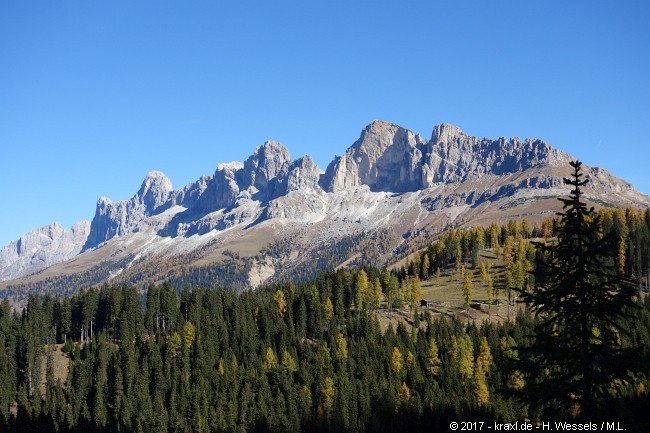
[1,1,649,247]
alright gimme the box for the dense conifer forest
[2,171,650,432]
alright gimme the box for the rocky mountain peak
[98,196,113,207]
[242,141,291,191]
[431,123,467,144]
[284,155,322,193]
[84,172,173,250]
[3,119,650,293]
[0,220,91,282]
[136,171,173,213]
[320,120,428,192]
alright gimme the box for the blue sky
[1,1,649,247]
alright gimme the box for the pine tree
[421,254,430,279]
[398,382,412,409]
[501,336,525,391]
[281,350,298,372]
[263,347,278,372]
[383,271,399,318]
[372,278,383,310]
[518,160,640,419]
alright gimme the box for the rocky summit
[1,121,649,301]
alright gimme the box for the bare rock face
[4,119,649,290]
[320,120,428,192]
[241,141,291,196]
[172,175,210,208]
[194,162,242,215]
[136,171,173,213]
[162,142,310,236]
[288,155,321,191]
[19,120,647,252]
[282,155,322,194]
[84,171,174,250]
[423,123,570,183]
[321,121,572,193]
[0,221,90,281]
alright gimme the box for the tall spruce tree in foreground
[518,160,639,419]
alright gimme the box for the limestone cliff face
[320,120,428,192]
[192,163,242,215]
[136,170,173,213]
[3,120,648,287]
[0,221,90,281]
[159,141,324,237]
[84,171,173,249]
[240,141,291,195]
[284,155,321,193]
[321,121,572,193]
[423,123,570,183]
[45,120,649,251]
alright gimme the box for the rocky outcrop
[172,175,210,208]
[284,155,321,193]
[136,171,173,213]
[0,221,90,281]
[83,171,173,250]
[423,124,570,183]
[240,141,291,197]
[195,162,242,214]
[320,121,571,193]
[320,120,428,192]
[161,142,322,236]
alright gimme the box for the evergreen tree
[518,160,640,419]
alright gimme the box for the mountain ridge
[1,120,648,299]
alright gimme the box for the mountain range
[2,120,649,303]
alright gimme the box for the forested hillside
[1,198,650,432]
[1,274,649,433]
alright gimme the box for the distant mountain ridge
[0,221,90,282]
[1,120,648,299]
